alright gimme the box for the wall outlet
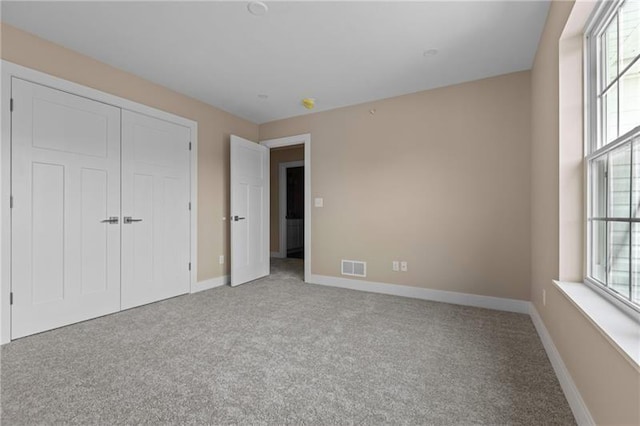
[400,261,408,272]
[392,261,400,272]
[219,255,225,265]
[542,289,546,306]
[314,197,324,207]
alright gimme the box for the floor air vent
[341,260,366,277]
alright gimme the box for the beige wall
[5,17,638,423]
[261,71,532,301]
[269,146,305,253]
[531,1,640,424]
[0,23,259,282]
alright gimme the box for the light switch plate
[400,261,408,272]
[314,197,324,207]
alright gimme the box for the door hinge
[10,292,13,305]
[188,202,191,211]
[188,142,192,151]
[10,98,13,112]
[188,262,191,271]
[9,195,13,209]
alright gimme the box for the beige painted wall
[261,71,532,300]
[269,146,305,253]
[5,18,637,423]
[531,1,640,424]
[0,23,259,282]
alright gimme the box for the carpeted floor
[1,258,575,425]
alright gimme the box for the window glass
[620,61,640,136]
[633,141,640,218]
[588,0,640,312]
[602,84,619,145]
[591,220,608,284]
[603,15,619,87]
[609,222,631,298]
[620,0,640,69]
[609,144,631,218]
[632,222,640,303]
[592,155,608,217]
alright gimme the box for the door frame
[260,134,311,283]
[1,61,199,344]
[276,160,305,259]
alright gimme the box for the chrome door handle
[123,216,143,224]
[233,216,246,221]
[100,216,119,224]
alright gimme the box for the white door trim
[1,60,198,344]
[260,134,311,282]
[278,160,305,259]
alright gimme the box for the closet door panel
[121,110,191,310]
[11,78,121,339]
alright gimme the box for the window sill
[553,280,640,369]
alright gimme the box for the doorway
[267,145,304,262]
[260,135,311,283]
[282,161,305,259]
[229,133,311,287]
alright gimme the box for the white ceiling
[1,1,550,124]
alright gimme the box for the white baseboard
[191,275,230,293]
[529,304,595,426]
[270,251,285,258]
[307,274,530,314]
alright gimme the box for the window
[586,0,640,313]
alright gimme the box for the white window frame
[585,0,640,318]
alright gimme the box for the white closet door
[11,78,121,339]
[121,110,191,310]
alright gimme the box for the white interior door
[121,110,191,309]
[11,78,121,339]
[230,135,269,286]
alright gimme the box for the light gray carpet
[1,258,575,425]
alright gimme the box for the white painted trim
[1,60,199,344]
[279,160,304,259]
[530,304,595,426]
[260,134,311,282]
[554,281,640,369]
[191,275,230,293]
[261,134,308,149]
[307,274,530,314]
[1,63,12,344]
[270,251,285,258]
[189,125,198,297]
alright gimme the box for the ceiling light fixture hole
[247,1,268,16]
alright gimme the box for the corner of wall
[530,1,640,424]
